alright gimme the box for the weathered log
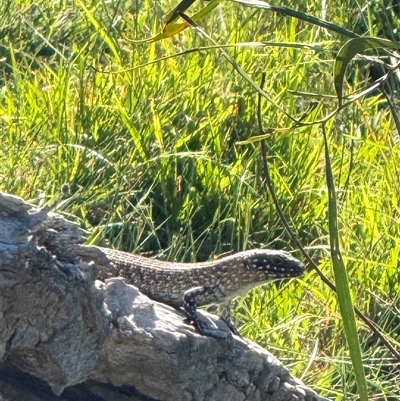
[0,192,329,401]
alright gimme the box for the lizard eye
[272,256,283,265]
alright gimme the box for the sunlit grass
[1,0,400,399]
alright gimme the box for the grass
[1,0,400,399]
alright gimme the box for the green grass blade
[77,0,121,63]
[147,0,222,41]
[232,0,360,38]
[165,0,198,23]
[322,126,368,401]
[333,37,400,107]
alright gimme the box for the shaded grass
[1,0,400,399]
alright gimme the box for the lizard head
[243,249,305,279]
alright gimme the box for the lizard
[80,246,305,339]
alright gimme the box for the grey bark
[0,192,330,401]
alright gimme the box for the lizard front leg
[217,300,241,337]
[183,285,231,339]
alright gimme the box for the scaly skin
[81,247,304,338]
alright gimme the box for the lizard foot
[184,317,230,339]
